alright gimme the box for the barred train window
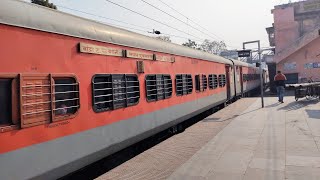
[92,74,140,112]
[146,75,172,102]
[176,74,192,96]
[243,74,247,82]
[202,75,208,91]
[54,78,80,116]
[195,74,207,92]
[218,74,226,87]
[208,74,218,89]
[19,75,80,128]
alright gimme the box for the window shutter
[20,74,52,128]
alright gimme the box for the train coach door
[240,67,243,95]
[225,66,231,100]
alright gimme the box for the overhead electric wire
[156,0,239,48]
[58,1,237,48]
[54,4,205,43]
[104,21,204,42]
[104,0,203,41]
[56,4,150,31]
[156,0,224,40]
[139,0,223,42]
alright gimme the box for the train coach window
[218,74,226,87]
[54,78,80,117]
[187,74,193,94]
[214,75,218,88]
[255,74,260,80]
[209,74,218,89]
[0,79,13,126]
[126,75,141,106]
[92,74,140,112]
[146,75,157,101]
[176,74,192,96]
[164,75,173,98]
[146,74,172,102]
[195,74,207,92]
[195,75,200,92]
[202,75,208,91]
[19,75,80,127]
[243,74,247,82]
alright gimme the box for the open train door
[225,65,231,100]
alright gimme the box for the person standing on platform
[274,71,287,103]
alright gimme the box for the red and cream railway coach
[0,1,240,179]
[242,65,261,95]
[228,60,260,99]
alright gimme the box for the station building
[266,0,320,84]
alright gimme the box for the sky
[24,0,298,50]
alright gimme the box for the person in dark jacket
[274,71,287,103]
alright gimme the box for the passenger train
[0,0,268,179]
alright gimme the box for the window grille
[164,75,173,98]
[209,74,218,89]
[176,74,192,96]
[92,74,140,112]
[146,74,172,102]
[202,75,208,91]
[218,74,226,87]
[20,75,80,128]
[187,74,193,94]
[243,74,247,82]
[195,74,208,92]
[54,78,80,116]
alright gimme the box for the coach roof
[0,0,232,65]
[229,59,251,67]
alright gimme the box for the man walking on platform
[274,71,287,103]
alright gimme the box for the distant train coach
[0,0,267,179]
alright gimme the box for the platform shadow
[278,100,319,111]
[265,102,281,108]
[305,109,320,119]
[202,108,260,122]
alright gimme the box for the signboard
[237,50,251,57]
[220,50,239,59]
[313,62,320,68]
[304,63,313,69]
[79,42,123,57]
[156,55,175,63]
[284,62,297,70]
[264,55,274,63]
[304,0,320,11]
[304,62,320,69]
[79,42,176,63]
[126,50,154,60]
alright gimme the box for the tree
[155,36,172,42]
[200,39,227,55]
[31,0,57,10]
[182,39,199,49]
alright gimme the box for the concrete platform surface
[96,98,258,180]
[169,97,320,180]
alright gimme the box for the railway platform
[169,96,320,180]
[97,96,320,180]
